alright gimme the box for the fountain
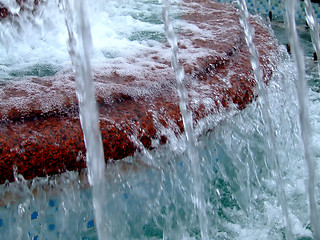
[0,0,319,239]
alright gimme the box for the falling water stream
[161,0,209,239]
[285,0,320,238]
[0,0,320,239]
[237,0,294,238]
[304,2,320,238]
[61,0,107,239]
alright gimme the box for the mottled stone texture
[0,0,279,183]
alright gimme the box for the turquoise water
[0,1,320,239]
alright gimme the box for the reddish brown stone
[0,0,279,183]
[0,6,8,18]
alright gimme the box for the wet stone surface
[0,0,279,183]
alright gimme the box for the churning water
[0,0,320,239]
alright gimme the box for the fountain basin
[0,0,279,183]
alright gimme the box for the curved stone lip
[0,0,280,184]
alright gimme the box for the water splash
[0,48,316,239]
[237,0,294,238]
[161,0,209,239]
[61,0,107,239]
[285,0,320,238]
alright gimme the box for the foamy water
[0,0,183,80]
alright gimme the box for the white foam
[0,0,248,84]
[0,0,170,79]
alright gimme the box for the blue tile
[48,224,55,231]
[31,211,38,220]
[33,236,39,240]
[49,199,55,207]
[0,219,3,227]
[87,220,94,229]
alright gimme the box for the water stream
[61,0,107,238]
[285,0,320,238]
[237,0,294,238]
[161,0,209,239]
